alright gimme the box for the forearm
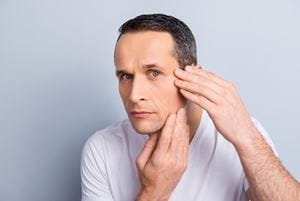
[234,127,300,201]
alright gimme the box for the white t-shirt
[80,110,278,201]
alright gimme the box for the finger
[170,108,190,170]
[187,66,241,103]
[155,113,177,153]
[175,67,226,97]
[170,108,190,154]
[191,67,240,102]
[189,65,234,90]
[174,79,221,104]
[179,89,215,112]
[174,138,189,169]
[136,133,159,170]
[175,68,203,86]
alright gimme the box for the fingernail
[182,108,186,115]
[170,113,176,119]
[185,66,192,71]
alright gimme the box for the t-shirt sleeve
[80,134,114,201]
[243,117,279,192]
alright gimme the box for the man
[81,14,300,201]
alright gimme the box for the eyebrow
[115,63,164,77]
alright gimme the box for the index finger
[155,113,176,153]
[170,108,190,152]
[189,65,232,88]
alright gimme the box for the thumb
[136,133,159,170]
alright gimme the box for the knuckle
[181,163,188,171]
[224,89,231,97]
[208,72,216,78]
[228,82,236,90]
[177,161,188,172]
[143,141,152,149]
[135,158,142,167]
[194,67,201,73]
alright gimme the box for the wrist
[136,187,170,201]
[232,123,261,152]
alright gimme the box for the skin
[114,31,202,200]
[114,31,300,201]
[135,108,190,201]
[173,65,300,201]
[114,31,202,139]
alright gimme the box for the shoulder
[81,119,131,157]
[88,119,130,141]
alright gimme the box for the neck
[185,102,203,143]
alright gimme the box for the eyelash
[119,70,161,81]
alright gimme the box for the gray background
[0,0,299,200]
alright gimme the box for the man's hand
[174,65,255,145]
[135,108,190,201]
[174,65,300,201]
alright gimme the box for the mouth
[130,111,155,119]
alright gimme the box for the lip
[130,111,155,119]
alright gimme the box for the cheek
[119,85,130,107]
[151,78,185,116]
[118,86,125,100]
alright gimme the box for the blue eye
[150,70,160,77]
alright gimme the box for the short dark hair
[116,13,197,68]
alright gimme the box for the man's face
[114,31,186,135]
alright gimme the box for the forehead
[114,31,177,68]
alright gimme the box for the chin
[129,119,163,135]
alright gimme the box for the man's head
[114,14,197,135]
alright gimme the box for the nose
[129,76,147,103]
